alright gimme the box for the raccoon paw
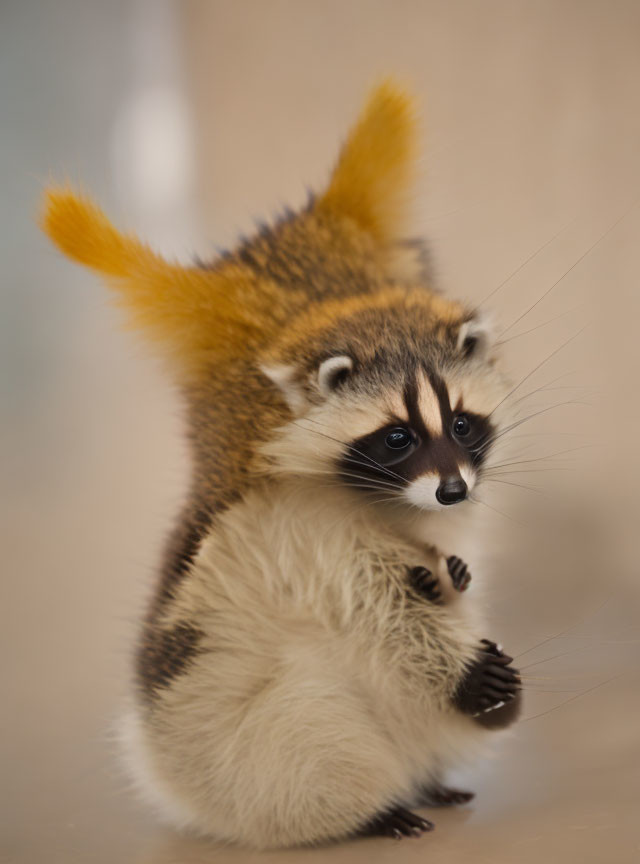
[418,783,475,807]
[454,642,521,716]
[446,555,471,592]
[408,566,442,605]
[360,806,434,840]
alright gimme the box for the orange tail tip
[40,187,160,277]
[318,79,419,244]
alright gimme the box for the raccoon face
[335,370,494,509]
[262,308,509,512]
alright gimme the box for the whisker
[520,675,621,724]
[513,592,616,661]
[301,416,344,433]
[520,674,606,681]
[519,686,600,694]
[535,636,640,645]
[482,400,591,452]
[497,306,582,345]
[483,477,546,495]
[344,482,403,495]
[487,327,587,419]
[299,467,403,496]
[510,431,591,439]
[341,454,404,482]
[473,218,575,312]
[292,421,406,483]
[519,646,597,671]
[469,494,525,527]
[501,198,639,336]
[513,384,595,406]
[310,464,395,481]
[486,444,597,471]
[512,369,580,397]
[513,378,595,408]
[343,452,406,484]
[484,467,573,477]
[339,470,403,492]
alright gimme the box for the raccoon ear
[260,355,353,412]
[317,355,353,395]
[458,314,494,359]
[316,80,418,247]
[261,364,307,414]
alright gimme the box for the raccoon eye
[385,428,413,449]
[453,414,471,438]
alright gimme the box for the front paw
[446,556,471,592]
[408,566,442,605]
[454,642,521,717]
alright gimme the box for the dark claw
[361,806,434,840]
[479,685,509,702]
[485,668,521,689]
[447,555,471,592]
[484,678,519,697]
[484,663,519,681]
[481,639,513,663]
[408,566,442,605]
[480,638,500,654]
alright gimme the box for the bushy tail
[40,187,280,374]
[317,79,419,245]
[41,187,161,277]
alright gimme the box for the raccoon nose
[436,476,468,505]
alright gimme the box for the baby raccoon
[42,81,521,848]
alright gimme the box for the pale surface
[2,1,640,863]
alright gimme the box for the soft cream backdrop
[2,1,639,862]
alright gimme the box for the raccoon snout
[436,476,468,505]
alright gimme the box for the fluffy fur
[42,80,519,849]
[122,481,487,847]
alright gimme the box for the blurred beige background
[2,1,639,862]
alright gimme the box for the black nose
[436,476,468,505]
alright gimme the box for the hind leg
[130,663,424,849]
[229,680,427,847]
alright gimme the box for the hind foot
[419,783,475,807]
[361,806,434,840]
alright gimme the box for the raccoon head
[41,80,511,516]
[261,296,508,511]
